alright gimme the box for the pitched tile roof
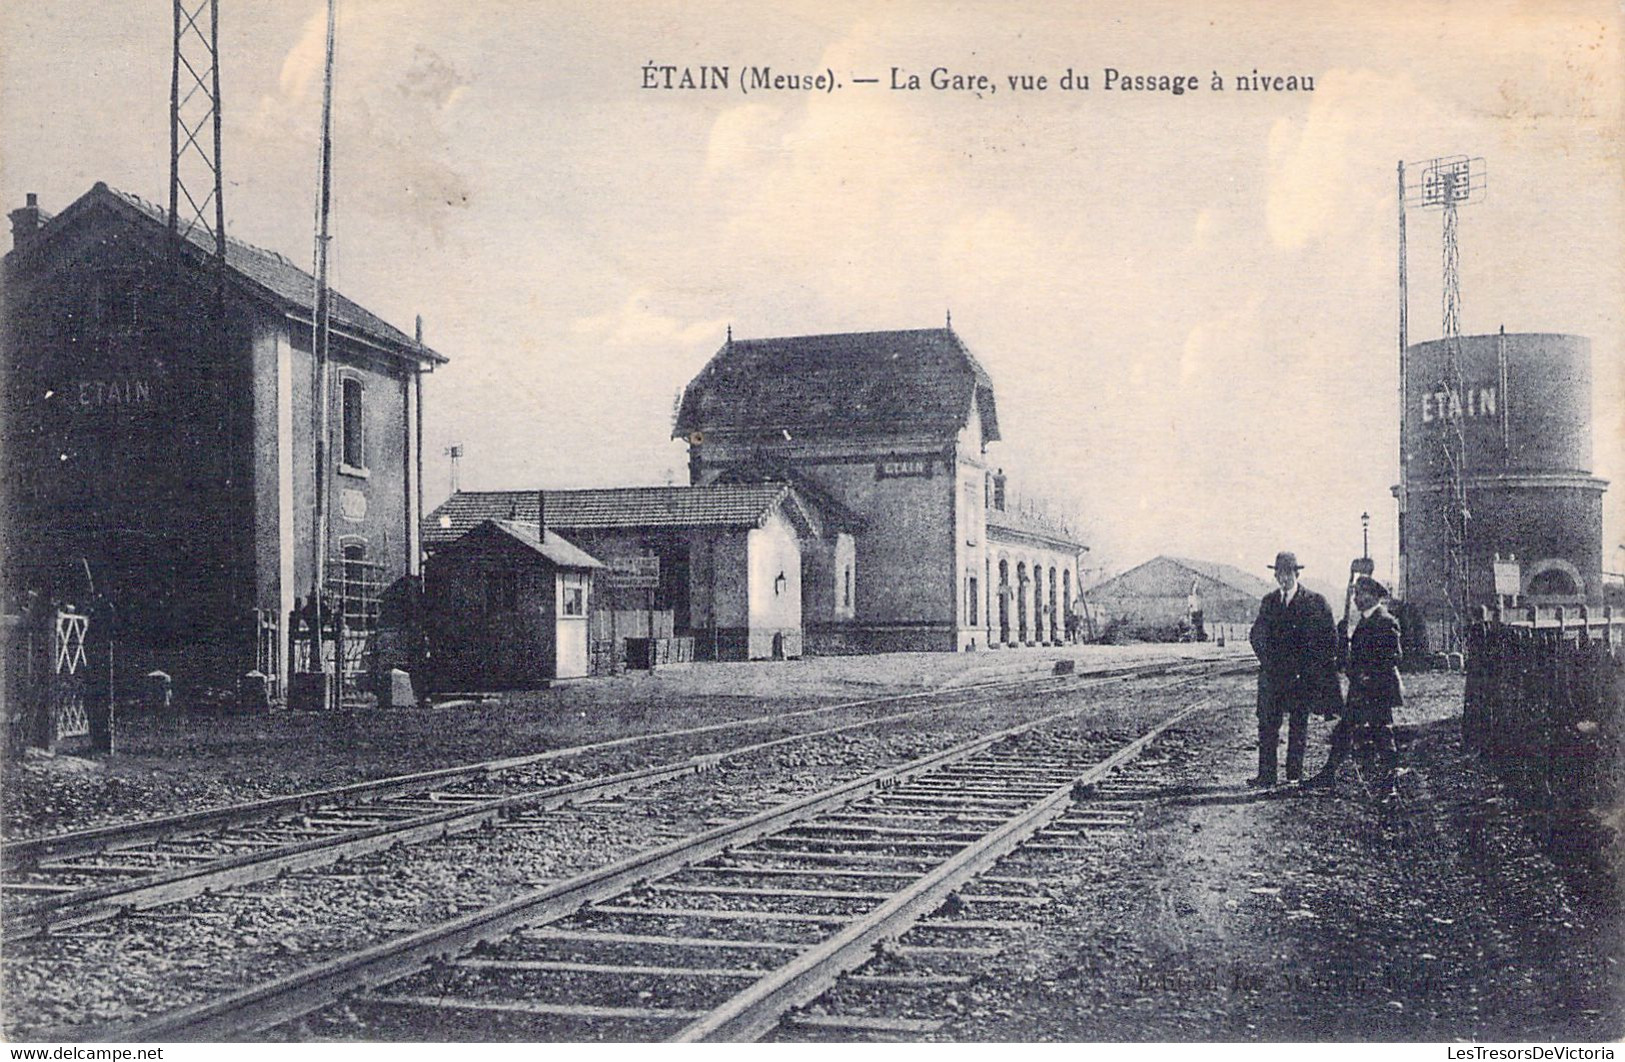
[12,183,445,364]
[423,484,801,549]
[673,327,999,442]
[706,461,866,531]
[483,520,602,569]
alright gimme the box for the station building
[673,327,1087,652]
[424,483,832,661]
[1,184,446,697]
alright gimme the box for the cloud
[571,290,725,350]
[1265,68,1434,252]
[244,6,474,246]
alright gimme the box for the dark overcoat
[1249,585,1339,716]
[1339,605,1404,719]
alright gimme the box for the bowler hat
[1268,551,1304,572]
[1354,575,1389,598]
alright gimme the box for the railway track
[91,681,1229,1042]
[2,656,1243,943]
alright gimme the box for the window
[843,567,852,608]
[967,575,979,626]
[561,573,586,616]
[341,376,365,472]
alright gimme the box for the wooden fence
[1463,605,1623,862]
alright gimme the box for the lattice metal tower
[1408,155,1486,650]
[169,0,225,259]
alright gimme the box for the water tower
[1396,330,1607,615]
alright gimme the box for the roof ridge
[31,183,448,364]
[104,185,302,269]
[729,325,951,345]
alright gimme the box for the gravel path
[907,672,1623,1042]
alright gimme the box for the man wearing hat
[1247,551,1339,787]
[1304,575,1402,798]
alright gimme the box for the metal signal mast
[1407,155,1486,652]
[169,0,225,259]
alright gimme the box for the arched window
[1048,566,1059,641]
[997,559,1011,643]
[1016,563,1029,641]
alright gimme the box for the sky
[2,0,1620,587]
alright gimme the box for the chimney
[536,490,546,537]
[10,193,43,250]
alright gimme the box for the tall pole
[311,0,338,710]
[170,0,231,656]
[1441,187,1469,653]
[1396,161,1408,598]
[168,0,226,255]
[209,0,224,262]
[168,2,180,241]
[1410,155,1485,658]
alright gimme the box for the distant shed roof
[1090,555,1277,600]
[673,327,999,442]
[424,484,806,550]
[7,183,445,365]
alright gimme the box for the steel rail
[6,656,1193,870]
[672,697,1213,1042]
[91,666,1241,1042]
[4,665,1147,941]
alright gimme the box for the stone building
[2,183,445,697]
[673,326,1086,652]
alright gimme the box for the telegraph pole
[310,0,338,710]
[1396,162,1408,599]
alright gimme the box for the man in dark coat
[1247,550,1338,786]
[1305,575,1402,798]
